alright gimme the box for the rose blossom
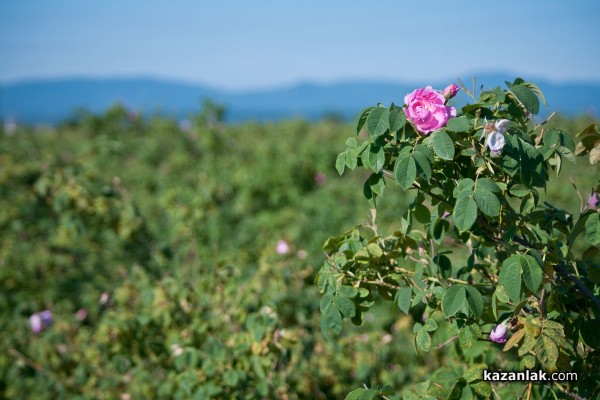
[588,190,599,210]
[442,84,460,100]
[489,323,508,343]
[484,119,509,156]
[276,240,290,255]
[30,310,53,333]
[403,86,456,135]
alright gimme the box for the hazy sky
[1,0,599,90]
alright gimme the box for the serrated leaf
[453,178,475,198]
[366,107,390,138]
[464,286,483,317]
[431,130,455,160]
[321,306,342,335]
[556,146,576,163]
[498,256,522,302]
[509,184,530,197]
[411,150,432,181]
[453,194,477,232]
[445,116,470,132]
[475,177,501,193]
[585,213,600,245]
[345,388,378,400]
[495,285,510,303]
[368,145,385,173]
[396,286,412,314]
[473,188,501,217]
[423,318,438,332]
[354,107,374,135]
[335,153,346,175]
[538,335,559,369]
[416,329,432,352]
[442,285,467,318]
[522,255,543,292]
[511,84,540,115]
[334,296,356,318]
[366,173,385,196]
[523,81,547,108]
[464,364,485,383]
[345,149,358,170]
[394,153,417,190]
[389,105,406,132]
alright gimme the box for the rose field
[1,80,600,399]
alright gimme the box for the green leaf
[321,306,342,335]
[495,285,510,303]
[334,296,356,318]
[366,173,385,196]
[416,329,432,352]
[498,256,522,302]
[521,255,543,292]
[335,153,345,175]
[473,188,501,217]
[464,364,485,383]
[442,285,467,318]
[538,335,559,369]
[394,153,417,190]
[354,107,374,135]
[396,286,412,314]
[423,318,438,332]
[431,130,455,160]
[509,184,530,197]
[445,116,470,132]
[453,178,475,198]
[389,105,406,132]
[523,81,547,108]
[411,150,432,181]
[511,84,540,115]
[585,213,600,245]
[366,107,390,138]
[464,286,484,317]
[368,145,385,173]
[345,149,358,170]
[345,388,378,400]
[475,178,501,193]
[453,194,477,232]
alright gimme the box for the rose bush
[322,78,600,399]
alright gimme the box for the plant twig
[552,382,588,400]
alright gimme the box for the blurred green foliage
[0,104,597,398]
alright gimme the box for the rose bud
[588,190,599,210]
[442,84,460,100]
[489,323,508,343]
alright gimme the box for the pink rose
[403,86,456,135]
[442,84,460,100]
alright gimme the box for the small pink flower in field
[171,344,184,357]
[75,308,88,321]
[99,292,110,305]
[30,310,53,333]
[314,172,327,186]
[381,334,393,344]
[403,86,456,135]
[588,190,599,210]
[442,84,460,100]
[422,312,427,322]
[276,240,290,255]
[489,323,508,343]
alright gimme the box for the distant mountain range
[1,73,599,124]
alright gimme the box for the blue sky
[1,0,599,90]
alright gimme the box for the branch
[553,382,588,400]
